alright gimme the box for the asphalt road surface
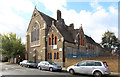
[0,63,119,77]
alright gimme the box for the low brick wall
[65,56,119,72]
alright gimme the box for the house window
[49,34,58,45]
[47,52,52,59]
[48,53,50,59]
[54,53,56,59]
[31,29,40,42]
[57,52,59,59]
[83,40,84,46]
[34,13,36,16]
[34,30,36,41]
[52,34,54,45]
[88,45,90,49]
[81,35,83,39]
[80,35,82,46]
[80,35,85,46]
[49,37,51,45]
[37,29,40,40]
[55,36,57,45]
[50,53,52,59]
[80,38,81,46]
[31,31,33,42]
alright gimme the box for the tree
[1,32,25,61]
[116,39,120,56]
[101,31,118,54]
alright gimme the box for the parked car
[20,60,37,68]
[67,60,110,77]
[37,61,62,72]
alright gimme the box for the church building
[26,7,102,66]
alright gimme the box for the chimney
[57,10,61,20]
[68,23,74,30]
[69,23,74,29]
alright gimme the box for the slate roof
[55,22,74,43]
[38,10,74,43]
[38,10,99,46]
[38,11,56,27]
[85,35,97,45]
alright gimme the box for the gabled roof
[85,35,97,45]
[36,9,100,45]
[55,23,74,43]
[38,10,74,43]
[85,35,102,48]
[66,28,79,41]
[38,11,56,27]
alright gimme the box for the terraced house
[26,7,102,67]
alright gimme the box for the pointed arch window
[57,52,59,59]
[83,40,84,46]
[48,53,50,59]
[31,31,34,42]
[79,35,85,46]
[48,34,58,45]
[54,53,56,59]
[47,52,52,60]
[50,53,52,59]
[37,29,40,40]
[55,36,57,45]
[49,37,51,45]
[31,23,40,42]
[52,34,54,45]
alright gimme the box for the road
[0,63,119,77]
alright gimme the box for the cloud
[0,0,34,43]
[38,1,118,43]
[38,0,67,19]
[0,0,118,44]
[0,0,34,13]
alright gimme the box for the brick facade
[26,7,102,67]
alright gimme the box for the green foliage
[1,32,25,59]
[101,31,119,53]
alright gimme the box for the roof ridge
[37,10,56,21]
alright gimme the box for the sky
[0,0,119,44]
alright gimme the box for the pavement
[111,72,120,76]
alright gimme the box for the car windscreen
[77,61,86,66]
[49,62,56,65]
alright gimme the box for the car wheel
[38,66,41,70]
[27,65,30,68]
[93,71,102,77]
[69,69,75,75]
[49,67,53,72]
